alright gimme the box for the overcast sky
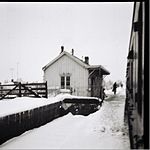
[0,2,134,83]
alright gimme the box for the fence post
[18,82,21,97]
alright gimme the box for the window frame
[60,74,71,89]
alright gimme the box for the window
[60,75,70,89]
[61,76,65,89]
[66,76,70,89]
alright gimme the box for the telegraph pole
[17,62,19,81]
[10,68,14,81]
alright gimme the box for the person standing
[112,82,117,95]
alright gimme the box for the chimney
[71,49,74,55]
[60,46,64,53]
[84,56,89,64]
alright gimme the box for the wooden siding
[43,55,89,96]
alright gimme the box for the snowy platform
[0,94,102,145]
[0,91,130,149]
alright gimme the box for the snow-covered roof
[42,51,110,75]
[42,51,89,71]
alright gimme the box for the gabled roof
[42,51,110,75]
[42,51,89,71]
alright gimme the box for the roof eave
[42,51,65,71]
[87,65,110,75]
[102,71,110,75]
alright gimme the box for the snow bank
[105,89,113,95]
[116,87,126,95]
[0,94,101,118]
[55,93,101,101]
[0,86,124,118]
[105,87,125,96]
[0,97,55,118]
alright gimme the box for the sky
[0,2,134,83]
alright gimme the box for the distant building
[42,46,110,98]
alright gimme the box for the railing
[0,101,68,145]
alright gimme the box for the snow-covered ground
[0,87,130,149]
[105,87,126,98]
[0,87,123,118]
[0,94,100,118]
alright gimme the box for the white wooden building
[42,46,110,98]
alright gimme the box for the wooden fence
[0,82,47,100]
[0,97,101,145]
[0,101,69,145]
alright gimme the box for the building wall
[43,55,89,96]
[89,70,103,98]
